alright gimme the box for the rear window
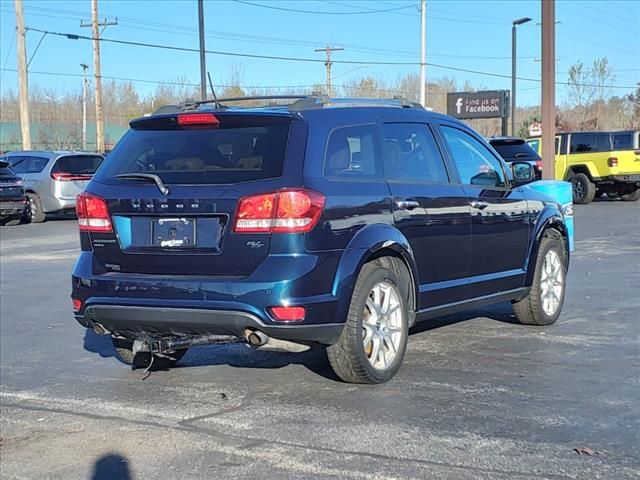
[490,140,539,161]
[569,133,611,153]
[52,155,103,175]
[96,116,290,185]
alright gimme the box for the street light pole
[198,0,207,101]
[511,17,532,136]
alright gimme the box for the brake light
[76,192,112,232]
[234,189,325,234]
[269,306,306,322]
[177,113,220,127]
[52,172,92,181]
[536,159,543,171]
[607,157,618,167]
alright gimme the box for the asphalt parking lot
[1,199,639,480]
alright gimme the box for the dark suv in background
[71,96,569,384]
[0,160,26,225]
[489,137,543,180]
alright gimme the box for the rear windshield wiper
[115,173,170,195]
[514,152,530,158]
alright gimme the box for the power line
[7,5,537,61]
[0,28,16,83]
[16,28,640,90]
[231,0,414,15]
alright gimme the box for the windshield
[95,116,291,185]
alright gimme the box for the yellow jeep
[527,132,640,203]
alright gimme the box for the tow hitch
[131,334,240,357]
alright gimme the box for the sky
[0,0,638,107]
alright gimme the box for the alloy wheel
[362,281,404,370]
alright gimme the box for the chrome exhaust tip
[92,322,110,336]
[245,329,268,347]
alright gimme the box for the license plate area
[152,218,196,248]
[112,215,225,254]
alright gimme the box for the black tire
[620,189,640,202]
[111,337,188,368]
[513,231,567,326]
[327,257,410,384]
[571,173,596,204]
[25,193,46,223]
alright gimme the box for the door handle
[470,200,490,210]
[395,200,420,210]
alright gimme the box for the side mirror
[511,161,535,186]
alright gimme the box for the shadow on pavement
[90,453,131,480]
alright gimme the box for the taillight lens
[72,298,83,313]
[177,113,220,127]
[76,192,112,232]
[269,306,306,322]
[607,157,618,167]
[52,172,92,181]
[233,189,325,234]
[536,159,543,171]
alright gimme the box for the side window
[28,156,49,173]
[8,156,27,174]
[613,133,633,150]
[555,137,560,155]
[382,123,449,184]
[570,133,610,153]
[527,139,540,153]
[440,126,506,188]
[324,124,380,179]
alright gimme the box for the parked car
[3,151,104,223]
[527,132,640,203]
[0,160,26,225]
[71,96,570,384]
[488,137,542,180]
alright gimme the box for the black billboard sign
[446,90,509,120]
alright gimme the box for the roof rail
[162,95,426,113]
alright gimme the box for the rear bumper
[41,193,76,213]
[71,250,347,345]
[76,304,343,344]
[609,174,640,184]
[0,199,26,217]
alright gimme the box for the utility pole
[419,0,426,107]
[198,0,207,100]
[315,46,344,97]
[81,0,117,153]
[15,0,31,150]
[81,63,88,151]
[541,0,555,180]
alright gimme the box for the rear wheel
[327,257,410,384]
[620,188,640,202]
[25,193,46,223]
[513,232,567,326]
[571,173,596,204]
[111,337,188,368]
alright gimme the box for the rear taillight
[233,189,325,234]
[269,306,306,322]
[536,159,543,171]
[607,157,618,167]
[76,192,112,232]
[52,172,92,181]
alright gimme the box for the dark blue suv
[71,96,569,383]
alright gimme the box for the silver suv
[0,151,104,223]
